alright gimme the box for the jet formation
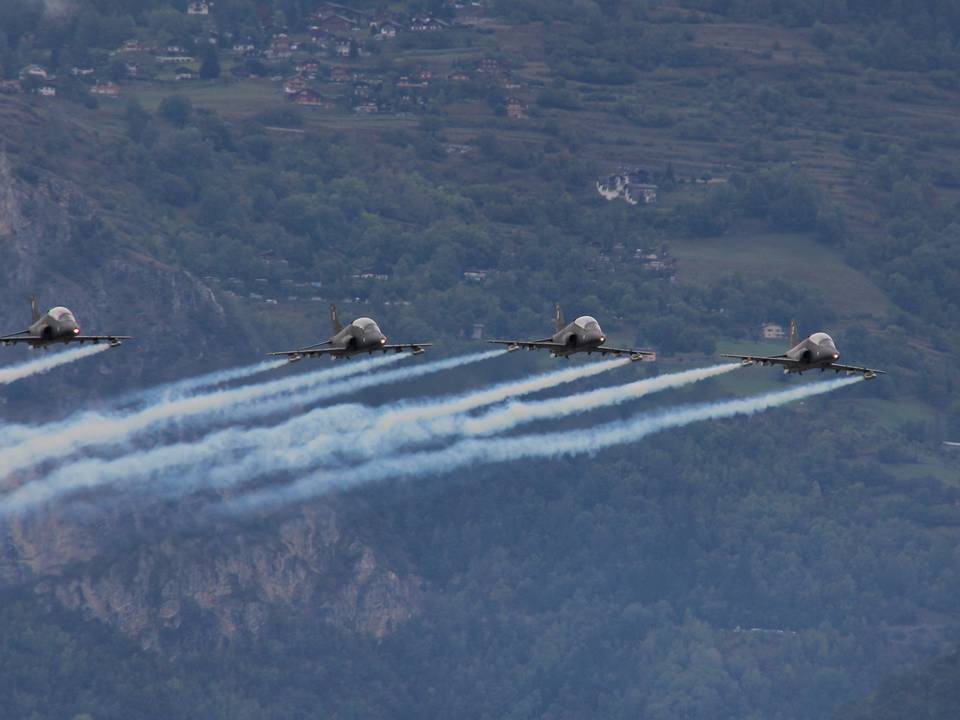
[0,295,884,380]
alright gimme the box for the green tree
[199,44,220,80]
[158,95,193,127]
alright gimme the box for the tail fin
[30,295,40,323]
[330,304,343,334]
[554,303,564,332]
[789,319,799,348]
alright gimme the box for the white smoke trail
[9,352,618,506]
[0,343,111,385]
[0,361,736,516]
[203,354,633,485]
[370,357,632,434]
[224,348,507,424]
[229,375,864,513]
[340,363,738,464]
[0,350,505,514]
[0,353,404,478]
[123,358,289,405]
[461,363,739,437]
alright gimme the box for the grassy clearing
[670,229,892,320]
[123,79,280,116]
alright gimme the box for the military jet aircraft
[268,304,432,361]
[0,297,130,348]
[488,304,655,361]
[721,321,884,379]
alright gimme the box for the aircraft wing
[720,353,796,368]
[828,362,885,378]
[720,354,884,379]
[487,339,567,352]
[594,345,656,360]
[268,346,339,359]
[0,332,34,345]
[73,335,131,345]
[380,343,432,355]
[269,343,432,360]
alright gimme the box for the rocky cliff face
[3,503,422,650]
[0,139,422,650]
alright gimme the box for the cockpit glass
[353,317,377,330]
[574,315,599,330]
[49,307,75,322]
[810,332,834,345]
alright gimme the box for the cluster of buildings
[0,64,58,97]
[597,170,660,205]
[275,53,526,117]
[4,0,528,122]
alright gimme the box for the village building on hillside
[330,66,352,82]
[625,183,658,205]
[283,75,308,94]
[187,1,210,15]
[353,101,378,114]
[317,14,359,33]
[370,18,402,38]
[19,64,48,80]
[760,322,786,341]
[0,80,21,94]
[397,75,427,89]
[295,61,321,77]
[597,170,659,206]
[352,80,373,97]
[410,16,449,32]
[290,89,331,108]
[37,85,56,97]
[476,57,501,74]
[268,34,293,59]
[634,251,677,277]
[91,81,121,97]
[506,97,527,119]
[174,66,196,81]
[156,53,195,63]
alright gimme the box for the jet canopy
[353,317,379,330]
[48,307,76,322]
[573,316,600,330]
[809,332,835,346]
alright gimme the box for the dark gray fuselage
[25,307,80,346]
[547,316,606,357]
[781,332,840,372]
[326,317,387,357]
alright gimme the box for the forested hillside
[0,0,958,717]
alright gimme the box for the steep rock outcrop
[5,504,422,650]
